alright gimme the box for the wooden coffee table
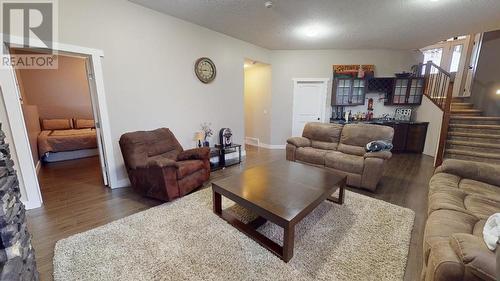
[212,160,346,262]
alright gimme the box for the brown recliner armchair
[119,128,210,202]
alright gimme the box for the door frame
[291,78,329,137]
[0,34,118,209]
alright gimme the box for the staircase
[445,97,500,164]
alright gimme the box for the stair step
[449,124,500,134]
[445,152,500,165]
[451,103,474,109]
[449,132,500,139]
[449,116,500,125]
[451,109,483,116]
[445,148,500,160]
[447,140,500,154]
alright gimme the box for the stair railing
[417,61,455,167]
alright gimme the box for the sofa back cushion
[119,128,183,170]
[338,124,394,156]
[302,123,343,150]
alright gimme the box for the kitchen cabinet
[332,78,366,106]
[382,122,429,153]
[391,78,425,105]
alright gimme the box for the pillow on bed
[41,119,73,130]
[74,118,95,129]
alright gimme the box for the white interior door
[292,80,328,137]
[85,58,109,186]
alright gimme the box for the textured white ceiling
[129,0,500,50]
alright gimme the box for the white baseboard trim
[245,137,259,147]
[259,143,286,150]
[22,199,42,210]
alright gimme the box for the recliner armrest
[364,151,392,160]
[147,158,179,168]
[450,233,496,281]
[287,137,311,148]
[177,147,210,161]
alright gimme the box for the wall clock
[195,57,216,84]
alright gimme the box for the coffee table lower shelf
[212,182,345,262]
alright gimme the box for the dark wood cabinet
[405,123,429,153]
[332,78,366,106]
[391,78,424,105]
[383,122,429,153]
[390,123,410,153]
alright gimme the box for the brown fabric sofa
[286,122,394,191]
[422,159,500,281]
[119,128,210,202]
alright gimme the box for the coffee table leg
[213,189,222,215]
[283,224,295,262]
[327,178,346,205]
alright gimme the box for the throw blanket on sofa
[484,213,500,251]
[365,140,393,152]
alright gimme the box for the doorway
[0,36,117,209]
[243,59,272,148]
[11,48,108,202]
[291,79,329,137]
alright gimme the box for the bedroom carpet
[53,187,415,281]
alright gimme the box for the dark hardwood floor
[26,146,434,281]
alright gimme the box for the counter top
[329,119,429,125]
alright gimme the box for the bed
[37,119,99,162]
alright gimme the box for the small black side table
[210,144,242,171]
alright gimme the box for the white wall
[471,30,500,116]
[413,95,443,157]
[57,0,270,186]
[244,64,272,145]
[269,49,421,145]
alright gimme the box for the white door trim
[291,78,330,137]
[1,34,118,209]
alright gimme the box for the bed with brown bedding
[37,118,98,162]
[38,128,98,158]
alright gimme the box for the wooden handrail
[419,61,455,167]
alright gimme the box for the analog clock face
[195,58,216,83]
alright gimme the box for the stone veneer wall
[0,124,38,280]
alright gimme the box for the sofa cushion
[176,160,204,179]
[325,151,364,174]
[311,140,337,150]
[459,179,500,202]
[429,188,500,219]
[337,143,366,156]
[296,147,328,166]
[302,122,342,144]
[340,124,394,147]
[429,172,461,193]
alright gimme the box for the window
[422,48,443,74]
[449,44,463,73]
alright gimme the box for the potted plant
[200,122,213,147]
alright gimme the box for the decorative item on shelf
[394,108,412,121]
[333,64,375,79]
[200,122,213,147]
[219,128,233,147]
[357,65,365,79]
[194,132,204,148]
[367,98,374,121]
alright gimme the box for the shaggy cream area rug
[54,187,415,281]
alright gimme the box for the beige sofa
[286,122,394,191]
[422,159,500,281]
